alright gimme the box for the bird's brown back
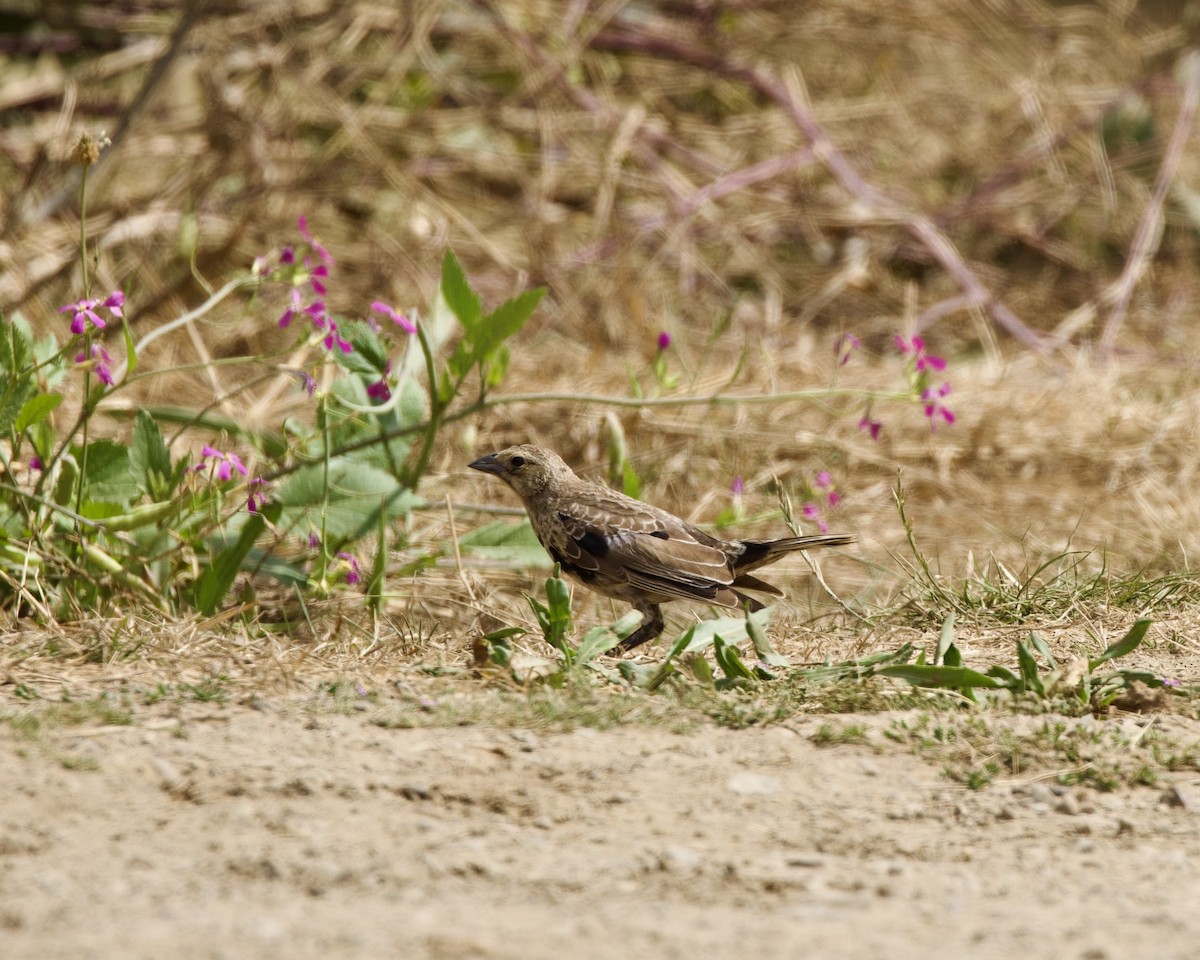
[469,444,854,610]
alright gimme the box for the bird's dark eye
[510,456,526,468]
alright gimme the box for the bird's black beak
[468,453,505,476]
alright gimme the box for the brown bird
[468,444,854,652]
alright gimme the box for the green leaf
[1089,619,1151,670]
[713,634,756,681]
[457,520,549,566]
[1016,637,1044,696]
[574,611,641,664]
[1028,631,1057,670]
[474,287,545,361]
[528,566,573,653]
[130,410,173,495]
[440,249,482,331]
[985,665,1020,688]
[934,610,956,665]
[0,373,34,437]
[0,316,33,374]
[342,321,391,375]
[745,610,787,667]
[878,664,1005,690]
[367,505,388,615]
[276,459,418,543]
[194,513,266,614]
[14,393,62,433]
[642,624,697,691]
[120,313,137,380]
[678,608,773,656]
[81,439,140,505]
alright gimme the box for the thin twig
[588,28,1051,351]
[1100,50,1200,350]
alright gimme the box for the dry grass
[2,1,1200,706]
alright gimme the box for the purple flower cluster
[59,290,125,389]
[369,301,416,335]
[192,445,271,515]
[75,343,115,385]
[274,216,346,354]
[60,290,124,335]
[835,332,956,437]
[802,471,841,534]
[895,335,955,430]
[194,445,248,482]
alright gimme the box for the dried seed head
[70,131,111,167]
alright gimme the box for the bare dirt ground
[5,4,1200,958]
[3,695,1200,960]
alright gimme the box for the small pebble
[1056,793,1081,816]
[726,772,782,796]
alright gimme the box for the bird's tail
[733,533,855,573]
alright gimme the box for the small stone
[785,854,827,868]
[150,757,184,791]
[1056,793,1081,816]
[659,845,703,872]
[1162,785,1198,810]
[996,805,1016,821]
[726,772,782,796]
[532,817,553,831]
[1115,817,1136,836]
[510,730,538,751]
[1028,784,1056,805]
[400,783,432,801]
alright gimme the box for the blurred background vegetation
[3,0,1200,588]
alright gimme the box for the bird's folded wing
[555,504,737,603]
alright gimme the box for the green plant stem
[406,320,450,492]
[79,167,90,297]
[259,383,904,484]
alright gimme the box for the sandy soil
[3,699,1199,960]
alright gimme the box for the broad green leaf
[276,459,418,542]
[79,501,125,521]
[81,439,140,505]
[574,615,636,665]
[14,393,62,433]
[440,249,482,331]
[943,643,962,667]
[1089,619,1151,670]
[678,608,773,656]
[457,520,549,566]
[194,513,266,614]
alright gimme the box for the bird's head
[468,444,573,500]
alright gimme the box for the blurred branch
[588,28,1052,351]
[1099,50,1200,350]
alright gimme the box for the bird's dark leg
[616,602,665,652]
